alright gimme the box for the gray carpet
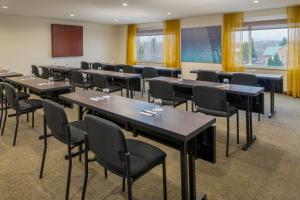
[0,90,299,200]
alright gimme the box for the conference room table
[134,65,181,77]
[150,77,265,151]
[0,69,23,79]
[190,70,283,118]
[39,65,78,72]
[6,76,74,98]
[81,69,142,98]
[60,90,216,200]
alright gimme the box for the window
[135,29,163,63]
[243,19,288,68]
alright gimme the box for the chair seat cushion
[77,83,92,89]
[161,97,187,106]
[96,85,122,93]
[18,99,42,111]
[197,106,238,117]
[126,139,166,179]
[69,120,86,144]
[17,92,30,100]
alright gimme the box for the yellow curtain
[126,24,137,65]
[163,19,181,68]
[222,13,244,72]
[287,6,300,97]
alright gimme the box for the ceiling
[0,0,298,24]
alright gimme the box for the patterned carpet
[0,90,299,200]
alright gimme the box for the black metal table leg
[126,79,130,98]
[243,95,256,150]
[180,142,189,200]
[78,105,83,120]
[268,80,276,118]
[129,80,133,99]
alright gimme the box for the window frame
[135,28,164,64]
[242,19,288,69]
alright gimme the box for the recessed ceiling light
[253,0,260,3]
[2,6,8,9]
[114,19,119,22]
[167,12,172,15]
[122,3,128,6]
[69,14,75,17]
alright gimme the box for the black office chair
[114,64,124,72]
[70,70,92,90]
[142,67,158,96]
[0,83,30,130]
[31,65,41,77]
[196,70,219,82]
[39,99,86,200]
[192,85,239,157]
[123,65,135,73]
[82,115,167,200]
[91,73,123,96]
[149,79,188,111]
[92,62,103,70]
[41,67,50,79]
[81,61,90,70]
[231,73,261,121]
[1,83,42,146]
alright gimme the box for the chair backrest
[0,83,5,102]
[85,115,128,173]
[123,65,135,73]
[41,67,50,79]
[143,67,158,79]
[31,65,40,77]
[70,70,84,84]
[93,63,103,70]
[114,65,123,72]
[231,73,258,86]
[193,85,227,112]
[91,73,108,89]
[81,61,89,70]
[42,99,70,142]
[149,80,174,100]
[2,83,19,110]
[196,70,219,82]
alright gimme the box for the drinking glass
[98,67,102,71]
[177,74,183,81]
[223,78,230,88]
[103,88,109,96]
[119,69,124,74]
[153,99,163,112]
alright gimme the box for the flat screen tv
[51,24,83,57]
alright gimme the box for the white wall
[0,14,121,75]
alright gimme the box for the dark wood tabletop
[40,65,78,71]
[6,76,73,93]
[0,69,23,78]
[190,69,283,81]
[60,90,216,141]
[81,69,141,79]
[151,77,265,96]
[134,65,181,71]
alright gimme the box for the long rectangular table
[0,69,23,79]
[81,69,141,98]
[190,70,283,118]
[150,77,264,151]
[60,90,216,200]
[6,76,74,98]
[134,65,181,77]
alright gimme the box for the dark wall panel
[51,24,83,57]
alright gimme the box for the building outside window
[135,29,163,63]
[242,19,288,68]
